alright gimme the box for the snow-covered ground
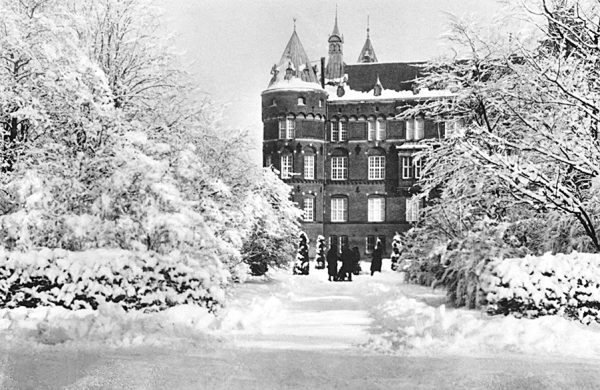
[1,259,600,389]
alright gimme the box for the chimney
[320,57,325,88]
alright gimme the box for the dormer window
[298,97,306,106]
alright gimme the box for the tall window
[329,235,338,248]
[303,155,315,179]
[279,118,295,139]
[368,197,385,222]
[415,118,425,140]
[368,156,385,180]
[331,121,339,142]
[340,121,348,141]
[281,155,293,179]
[401,156,412,179]
[406,119,415,141]
[414,158,422,179]
[376,119,386,140]
[303,197,314,222]
[331,197,348,222]
[366,236,376,253]
[265,155,272,167]
[339,235,348,249]
[331,157,348,180]
[368,118,376,141]
[406,197,421,222]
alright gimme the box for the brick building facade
[262,18,451,256]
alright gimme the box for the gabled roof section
[266,30,321,90]
[345,62,426,92]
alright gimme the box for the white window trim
[401,156,412,179]
[331,121,339,142]
[331,156,348,180]
[340,121,348,141]
[368,197,385,222]
[415,118,425,140]
[414,158,422,179]
[331,197,348,222]
[406,197,421,222]
[368,156,385,180]
[281,154,293,179]
[303,197,314,222]
[376,119,386,141]
[406,119,415,141]
[367,119,376,141]
[304,155,315,180]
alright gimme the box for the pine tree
[293,232,310,275]
[391,232,402,271]
[314,235,326,269]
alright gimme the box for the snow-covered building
[262,17,451,256]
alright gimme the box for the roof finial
[367,15,370,38]
[293,17,297,31]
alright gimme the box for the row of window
[278,118,430,141]
[328,235,386,254]
[273,155,422,180]
[302,196,421,223]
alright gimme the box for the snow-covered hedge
[480,252,600,324]
[0,248,228,313]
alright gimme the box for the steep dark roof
[357,36,377,63]
[267,30,320,89]
[344,62,426,92]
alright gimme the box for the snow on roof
[326,85,453,102]
[263,77,325,93]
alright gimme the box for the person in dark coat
[352,247,361,275]
[326,244,339,282]
[339,244,353,281]
[370,239,383,276]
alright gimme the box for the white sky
[159,0,506,160]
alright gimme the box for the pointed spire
[332,5,340,36]
[358,17,378,63]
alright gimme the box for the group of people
[325,239,383,281]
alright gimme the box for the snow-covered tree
[390,232,402,271]
[314,235,326,269]
[406,0,600,252]
[293,232,310,275]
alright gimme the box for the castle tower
[325,9,344,81]
[261,24,328,244]
[358,17,378,63]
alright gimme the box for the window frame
[368,156,385,180]
[415,118,425,140]
[339,120,348,141]
[303,197,315,222]
[406,119,415,141]
[331,156,348,180]
[401,156,412,179]
[331,121,339,142]
[303,154,315,180]
[286,118,295,139]
[406,196,421,222]
[414,157,422,179]
[368,196,386,222]
[376,119,386,141]
[298,97,306,106]
[367,118,376,141]
[280,154,293,179]
[330,196,348,222]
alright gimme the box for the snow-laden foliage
[481,252,600,324]
[0,248,228,312]
[390,232,402,271]
[314,235,326,269]
[293,232,310,275]
[0,0,302,312]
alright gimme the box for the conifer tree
[314,235,326,269]
[293,232,310,275]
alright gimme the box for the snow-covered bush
[390,232,402,271]
[293,232,309,275]
[480,252,600,325]
[314,235,326,269]
[0,248,228,313]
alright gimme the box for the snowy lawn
[1,258,600,361]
